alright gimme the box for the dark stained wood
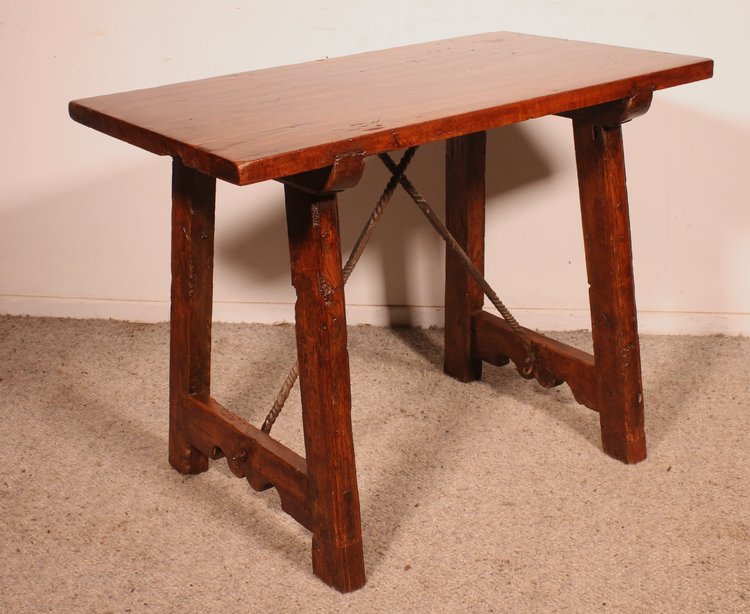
[473,311,597,410]
[285,185,366,592]
[573,119,647,464]
[183,395,312,530]
[69,32,712,186]
[444,132,487,381]
[169,158,215,474]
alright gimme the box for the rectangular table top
[69,32,712,186]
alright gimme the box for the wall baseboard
[0,295,747,335]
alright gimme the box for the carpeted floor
[0,315,748,613]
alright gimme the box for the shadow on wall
[216,123,555,325]
[1,101,745,332]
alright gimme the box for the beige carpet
[1,315,748,613]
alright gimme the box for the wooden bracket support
[277,150,366,194]
[557,90,653,127]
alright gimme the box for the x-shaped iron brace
[262,146,535,434]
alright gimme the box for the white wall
[1,1,748,334]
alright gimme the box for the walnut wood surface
[558,90,653,126]
[168,159,215,474]
[69,32,712,185]
[183,396,312,530]
[278,151,366,194]
[73,32,713,592]
[444,132,486,381]
[573,120,647,464]
[285,186,366,592]
[473,311,597,410]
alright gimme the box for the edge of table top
[69,32,713,186]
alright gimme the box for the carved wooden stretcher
[69,32,712,592]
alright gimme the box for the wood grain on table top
[69,32,712,186]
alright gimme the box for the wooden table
[70,32,712,592]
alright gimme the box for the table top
[69,32,712,186]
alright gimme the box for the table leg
[284,184,366,592]
[572,120,647,464]
[169,158,216,474]
[444,131,487,382]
